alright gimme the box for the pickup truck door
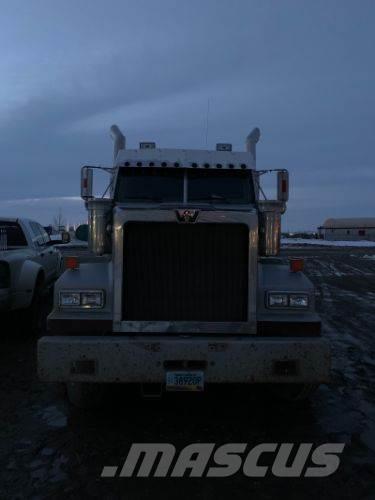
[37,224,60,280]
[30,222,59,281]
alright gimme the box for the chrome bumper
[38,335,330,384]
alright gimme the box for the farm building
[318,218,375,241]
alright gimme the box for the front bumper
[38,335,330,384]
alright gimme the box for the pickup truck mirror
[277,170,289,202]
[81,166,93,200]
[62,231,71,243]
[49,232,71,245]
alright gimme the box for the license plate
[166,371,204,392]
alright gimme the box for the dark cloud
[0,0,374,229]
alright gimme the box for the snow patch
[281,238,375,248]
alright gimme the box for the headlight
[60,292,80,307]
[81,292,104,308]
[59,290,104,309]
[289,294,309,308]
[268,293,288,307]
[267,292,309,308]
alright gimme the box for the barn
[318,218,375,241]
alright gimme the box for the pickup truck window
[38,224,51,245]
[116,167,184,202]
[0,221,27,247]
[187,169,254,204]
[30,222,49,246]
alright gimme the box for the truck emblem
[175,210,199,223]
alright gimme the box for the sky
[0,0,374,230]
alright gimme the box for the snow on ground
[281,238,375,247]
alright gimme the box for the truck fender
[16,260,45,309]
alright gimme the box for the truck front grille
[122,222,248,322]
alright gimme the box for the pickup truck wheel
[27,276,45,335]
[66,382,104,409]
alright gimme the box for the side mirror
[81,166,93,200]
[75,224,89,242]
[49,232,71,245]
[277,170,289,202]
[62,231,71,244]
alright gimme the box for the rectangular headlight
[60,292,81,307]
[59,290,104,309]
[81,291,104,308]
[268,293,288,307]
[289,294,309,308]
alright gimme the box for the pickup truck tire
[27,274,45,335]
[66,382,105,409]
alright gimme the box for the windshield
[0,221,27,247]
[115,167,254,204]
[187,169,253,203]
[116,168,184,202]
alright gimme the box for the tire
[66,382,105,409]
[268,383,319,402]
[27,274,45,335]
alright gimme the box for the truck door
[37,223,60,280]
[29,222,58,282]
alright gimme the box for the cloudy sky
[1,0,374,230]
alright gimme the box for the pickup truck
[0,217,64,330]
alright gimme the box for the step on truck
[38,125,330,407]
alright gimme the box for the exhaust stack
[246,127,261,164]
[110,124,125,162]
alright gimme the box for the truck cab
[38,125,330,406]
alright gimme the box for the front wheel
[26,276,45,335]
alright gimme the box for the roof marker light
[216,143,232,151]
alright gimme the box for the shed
[318,218,375,241]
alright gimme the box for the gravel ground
[1,247,375,499]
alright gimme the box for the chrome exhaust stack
[246,127,261,164]
[110,124,125,162]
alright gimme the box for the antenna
[205,99,210,148]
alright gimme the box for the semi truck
[38,125,330,407]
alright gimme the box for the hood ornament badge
[175,209,199,223]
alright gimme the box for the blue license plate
[166,371,204,391]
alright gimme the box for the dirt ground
[1,246,375,499]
